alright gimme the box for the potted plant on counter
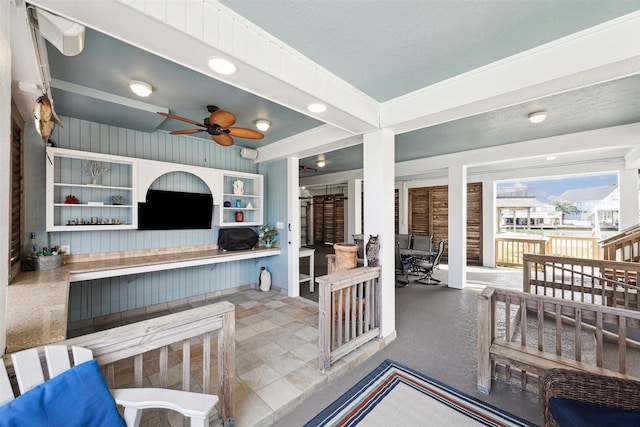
[258,225,279,248]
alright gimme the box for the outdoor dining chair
[414,239,446,285]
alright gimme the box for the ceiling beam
[381,11,640,135]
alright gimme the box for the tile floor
[69,285,383,427]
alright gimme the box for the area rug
[305,359,536,427]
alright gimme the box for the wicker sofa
[541,369,640,426]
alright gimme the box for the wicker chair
[541,369,640,427]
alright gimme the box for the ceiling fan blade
[209,110,236,128]
[228,127,264,139]
[212,133,234,146]
[158,112,205,127]
[170,129,205,135]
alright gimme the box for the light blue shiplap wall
[24,116,279,321]
[259,160,289,290]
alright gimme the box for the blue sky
[497,173,618,203]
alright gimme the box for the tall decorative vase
[333,242,358,272]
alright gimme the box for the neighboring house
[555,186,619,227]
[496,188,561,229]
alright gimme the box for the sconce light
[129,80,152,97]
[317,159,326,168]
[255,119,270,131]
[528,111,547,124]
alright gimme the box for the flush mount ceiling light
[307,102,327,113]
[528,111,547,124]
[208,57,237,75]
[255,119,271,131]
[316,159,326,168]
[129,80,152,97]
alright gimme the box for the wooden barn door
[313,194,345,245]
[408,183,482,265]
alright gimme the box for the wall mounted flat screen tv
[138,189,213,230]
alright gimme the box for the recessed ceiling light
[129,80,152,97]
[528,111,547,124]
[546,155,557,161]
[317,159,326,167]
[255,119,270,131]
[208,57,237,75]
[307,103,326,113]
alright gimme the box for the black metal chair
[395,241,413,286]
[414,239,446,285]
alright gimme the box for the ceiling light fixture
[528,111,547,124]
[317,159,326,168]
[546,155,557,161]
[129,80,152,97]
[307,102,326,113]
[255,119,270,131]
[208,57,237,75]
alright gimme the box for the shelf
[54,204,132,208]
[223,193,259,198]
[54,183,132,191]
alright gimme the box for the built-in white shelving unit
[46,147,264,231]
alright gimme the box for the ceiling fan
[158,105,264,146]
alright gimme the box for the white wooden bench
[1,345,218,427]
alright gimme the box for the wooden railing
[496,236,600,267]
[523,253,640,310]
[57,301,235,426]
[477,287,640,393]
[495,237,547,267]
[600,224,640,262]
[316,266,382,372]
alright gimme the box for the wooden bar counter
[6,246,280,353]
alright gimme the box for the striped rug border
[305,359,537,427]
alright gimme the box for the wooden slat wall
[394,189,399,233]
[312,194,345,244]
[408,183,483,265]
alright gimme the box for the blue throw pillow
[550,397,640,427]
[0,359,125,427]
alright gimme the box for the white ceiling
[10,0,640,180]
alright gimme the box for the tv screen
[138,189,213,230]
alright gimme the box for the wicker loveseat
[541,369,640,426]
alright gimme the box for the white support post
[482,180,496,268]
[288,157,301,297]
[619,168,639,230]
[448,165,467,289]
[363,129,396,339]
[347,179,363,240]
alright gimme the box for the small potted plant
[258,224,279,248]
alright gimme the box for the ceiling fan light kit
[129,80,152,97]
[208,57,237,75]
[528,111,547,124]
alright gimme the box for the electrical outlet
[276,222,284,229]
[61,245,70,254]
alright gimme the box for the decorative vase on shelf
[264,240,273,248]
[235,211,244,222]
[233,179,244,195]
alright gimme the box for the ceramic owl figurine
[366,235,380,267]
